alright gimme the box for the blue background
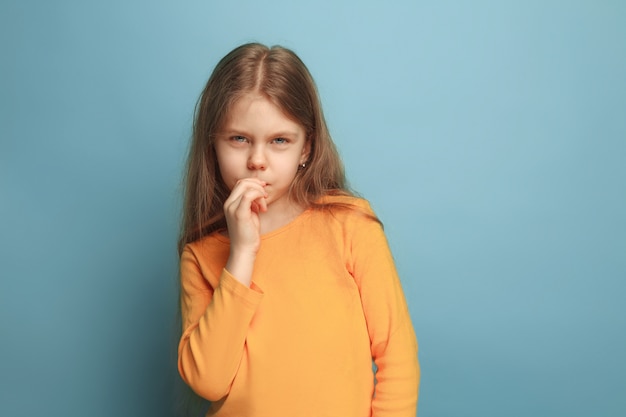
[1,1,625,416]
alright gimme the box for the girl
[177,43,419,417]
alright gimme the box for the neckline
[213,206,313,244]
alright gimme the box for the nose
[247,145,267,171]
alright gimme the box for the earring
[299,162,306,170]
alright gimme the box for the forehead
[222,93,305,135]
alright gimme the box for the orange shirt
[178,197,419,416]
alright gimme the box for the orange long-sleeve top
[178,196,419,416]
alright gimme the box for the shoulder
[312,194,381,232]
[180,232,230,288]
[182,232,229,264]
[316,194,374,214]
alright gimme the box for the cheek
[215,152,239,189]
[218,167,235,190]
[274,155,298,174]
[284,163,301,184]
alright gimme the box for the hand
[223,178,268,285]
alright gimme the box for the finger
[226,179,266,206]
[226,188,266,219]
[234,177,266,191]
[248,197,266,214]
[225,180,265,206]
[255,195,268,212]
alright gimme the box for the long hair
[178,43,353,254]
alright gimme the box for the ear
[300,140,311,165]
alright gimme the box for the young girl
[177,43,419,416]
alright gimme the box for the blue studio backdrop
[1,1,625,416]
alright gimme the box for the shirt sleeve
[347,206,420,416]
[177,245,264,401]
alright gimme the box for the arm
[349,207,420,416]
[177,247,263,400]
[178,178,267,399]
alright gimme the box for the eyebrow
[221,129,301,139]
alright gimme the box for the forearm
[178,269,263,400]
[224,249,256,287]
[371,323,420,416]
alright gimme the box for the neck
[258,199,306,235]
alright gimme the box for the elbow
[178,354,233,401]
[192,380,231,402]
[177,326,243,401]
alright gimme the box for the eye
[231,135,248,143]
[272,137,288,144]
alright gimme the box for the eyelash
[230,136,289,144]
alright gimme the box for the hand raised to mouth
[223,177,268,286]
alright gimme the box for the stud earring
[299,162,306,170]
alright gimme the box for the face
[215,93,310,211]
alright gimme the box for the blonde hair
[178,43,355,254]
